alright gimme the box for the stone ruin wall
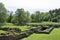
[0,35,15,40]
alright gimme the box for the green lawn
[0,22,60,40]
[0,30,7,34]
[27,22,60,25]
[22,28,60,40]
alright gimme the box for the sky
[0,0,60,13]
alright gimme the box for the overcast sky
[0,0,60,13]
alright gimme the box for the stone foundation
[0,35,15,40]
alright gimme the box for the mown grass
[27,22,60,25]
[0,30,7,34]
[22,28,60,40]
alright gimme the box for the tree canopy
[0,3,60,26]
[0,3,7,26]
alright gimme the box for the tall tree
[31,14,36,22]
[7,11,13,23]
[15,8,29,25]
[26,11,31,23]
[0,3,7,26]
[35,11,41,22]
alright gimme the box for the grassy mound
[22,28,60,40]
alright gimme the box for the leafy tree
[49,8,60,22]
[11,15,18,25]
[51,17,59,22]
[26,11,31,23]
[31,14,36,22]
[15,8,30,25]
[35,11,41,22]
[42,12,51,21]
[7,11,13,23]
[0,3,7,27]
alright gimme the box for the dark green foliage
[0,3,60,25]
[7,11,13,23]
[51,17,59,22]
[31,8,60,22]
[0,3,7,26]
[31,14,36,22]
[31,11,41,22]
[49,8,60,22]
[15,8,30,25]
[35,11,41,22]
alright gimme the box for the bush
[52,17,59,22]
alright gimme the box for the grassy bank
[27,22,60,25]
[22,28,60,40]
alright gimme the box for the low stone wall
[0,26,54,40]
[0,28,21,33]
[34,26,54,34]
[0,24,59,40]
[27,24,60,28]
[54,24,60,28]
[0,35,15,40]
[16,29,34,40]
